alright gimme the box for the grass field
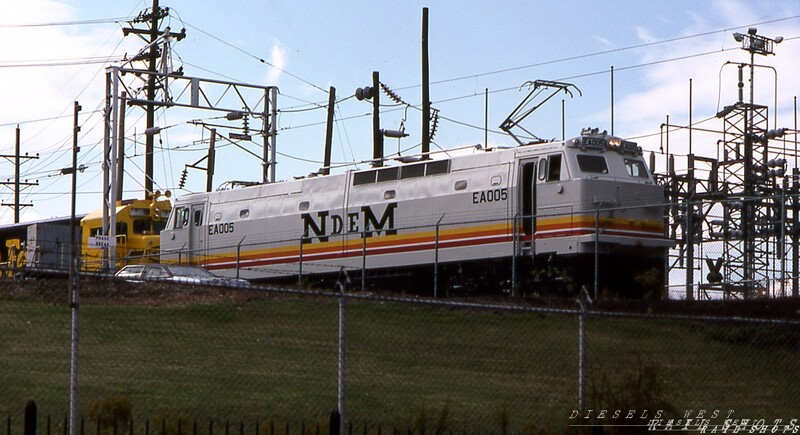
[0,281,798,433]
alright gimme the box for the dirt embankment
[3,274,799,320]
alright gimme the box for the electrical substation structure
[658,28,799,300]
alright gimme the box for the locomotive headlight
[608,138,621,146]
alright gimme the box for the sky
[1,0,800,224]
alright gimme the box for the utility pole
[206,130,216,193]
[116,92,127,201]
[421,7,431,158]
[121,0,184,198]
[144,0,159,198]
[65,101,81,435]
[0,127,39,223]
[322,87,336,175]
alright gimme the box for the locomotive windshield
[576,155,608,173]
[625,159,649,178]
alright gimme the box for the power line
[397,14,800,91]
[0,17,133,28]
[0,56,126,68]
[171,12,329,94]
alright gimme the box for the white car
[115,264,251,287]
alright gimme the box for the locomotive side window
[174,207,189,229]
[377,167,399,182]
[546,154,562,182]
[625,159,649,178]
[353,170,377,186]
[538,161,547,180]
[577,155,608,173]
[401,163,425,179]
[425,160,449,175]
[193,209,203,227]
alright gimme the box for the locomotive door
[519,160,537,239]
[188,203,206,265]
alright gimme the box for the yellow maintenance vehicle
[80,192,172,271]
[2,238,25,278]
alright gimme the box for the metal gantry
[659,28,799,300]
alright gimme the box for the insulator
[430,108,440,140]
[355,86,374,101]
[179,169,188,189]
[379,82,404,104]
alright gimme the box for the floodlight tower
[717,28,785,298]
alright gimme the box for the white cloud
[265,40,286,85]
[588,0,800,162]
[593,35,614,48]
[0,0,141,224]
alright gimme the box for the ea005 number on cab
[472,188,508,204]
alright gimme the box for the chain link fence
[1,279,798,434]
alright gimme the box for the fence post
[433,217,443,298]
[512,213,518,297]
[594,208,600,300]
[299,238,304,288]
[336,279,346,434]
[577,299,586,414]
[236,236,245,280]
[361,234,366,291]
[23,401,35,435]
[328,409,342,435]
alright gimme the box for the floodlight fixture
[733,28,782,56]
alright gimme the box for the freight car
[160,128,672,297]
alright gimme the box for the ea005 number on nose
[472,188,507,204]
[209,222,235,235]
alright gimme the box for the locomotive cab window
[625,159,649,178]
[546,154,562,182]
[577,155,608,174]
[174,207,189,229]
[133,219,151,235]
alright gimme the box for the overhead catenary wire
[170,11,329,95]
[3,10,800,223]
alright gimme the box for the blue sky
[1,0,800,224]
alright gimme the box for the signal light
[355,86,375,101]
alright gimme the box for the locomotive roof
[172,131,641,204]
